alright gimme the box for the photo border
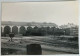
[0,0,79,56]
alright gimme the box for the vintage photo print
[1,0,79,55]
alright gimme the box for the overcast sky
[2,1,78,26]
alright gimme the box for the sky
[2,1,78,26]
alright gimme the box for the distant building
[59,23,77,29]
[59,23,78,36]
[70,26,78,36]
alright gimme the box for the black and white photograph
[1,0,79,55]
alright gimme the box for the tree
[12,26,18,35]
[40,27,46,36]
[65,28,70,35]
[50,27,56,35]
[31,26,39,36]
[45,27,51,35]
[19,26,26,36]
[26,26,33,36]
[4,26,11,36]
